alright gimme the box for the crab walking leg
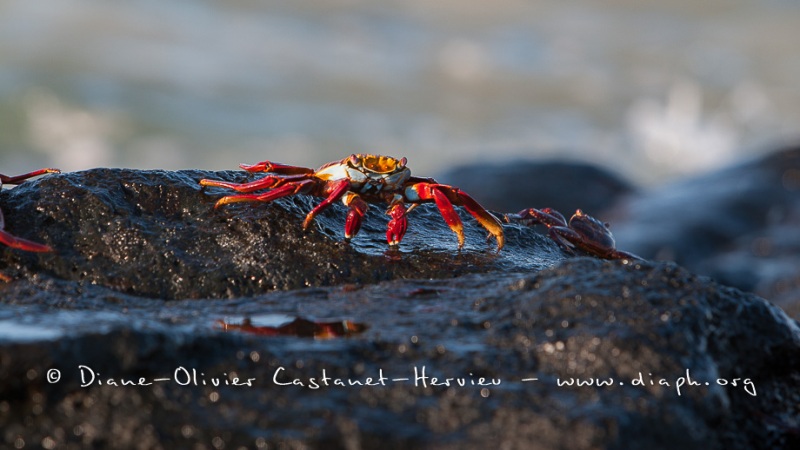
[239,161,316,175]
[407,183,466,248]
[386,202,408,246]
[547,227,580,254]
[504,207,567,228]
[0,168,60,185]
[342,192,369,241]
[301,179,350,230]
[450,190,505,250]
[199,174,308,193]
[408,182,505,250]
[0,230,52,252]
[213,179,316,208]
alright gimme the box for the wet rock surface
[1,165,799,449]
[445,146,800,319]
[0,168,559,299]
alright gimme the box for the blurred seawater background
[1,0,799,185]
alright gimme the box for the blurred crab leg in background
[406,182,504,250]
[504,207,567,228]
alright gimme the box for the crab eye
[399,157,407,168]
[349,154,360,166]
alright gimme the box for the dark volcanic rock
[443,147,800,319]
[1,167,798,449]
[1,260,798,449]
[438,159,633,214]
[0,168,560,299]
[609,147,800,318]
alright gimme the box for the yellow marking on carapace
[354,154,406,174]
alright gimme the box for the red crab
[199,154,504,250]
[505,207,641,261]
[1,168,60,281]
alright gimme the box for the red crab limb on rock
[1,168,60,281]
[200,154,504,250]
[505,207,642,261]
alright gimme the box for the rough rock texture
[443,146,800,319]
[1,167,799,449]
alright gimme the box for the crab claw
[408,182,504,250]
[386,203,408,246]
[342,192,368,241]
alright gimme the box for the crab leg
[0,209,52,252]
[200,174,308,193]
[0,230,52,253]
[407,183,466,248]
[0,168,60,185]
[408,183,504,250]
[451,190,505,250]
[547,227,581,254]
[505,207,567,228]
[213,179,316,208]
[342,192,369,241]
[239,161,315,175]
[301,179,350,230]
[0,168,57,282]
[386,202,408,246]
